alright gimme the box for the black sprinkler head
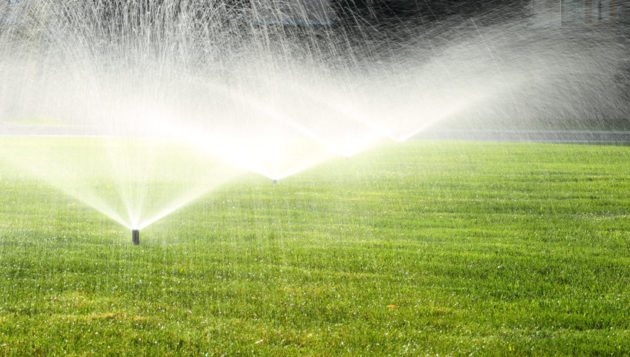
[272,179,278,184]
[132,229,140,245]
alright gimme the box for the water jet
[0,0,626,240]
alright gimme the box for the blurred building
[531,0,628,27]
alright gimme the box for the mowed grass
[0,140,629,355]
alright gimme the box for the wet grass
[0,140,629,355]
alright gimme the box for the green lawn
[0,140,629,355]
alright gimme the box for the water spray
[1,0,626,247]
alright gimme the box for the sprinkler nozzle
[132,229,140,245]
[272,179,278,184]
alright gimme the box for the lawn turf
[0,140,629,355]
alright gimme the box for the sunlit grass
[0,140,629,355]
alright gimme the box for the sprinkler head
[272,179,278,184]
[132,229,140,245]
